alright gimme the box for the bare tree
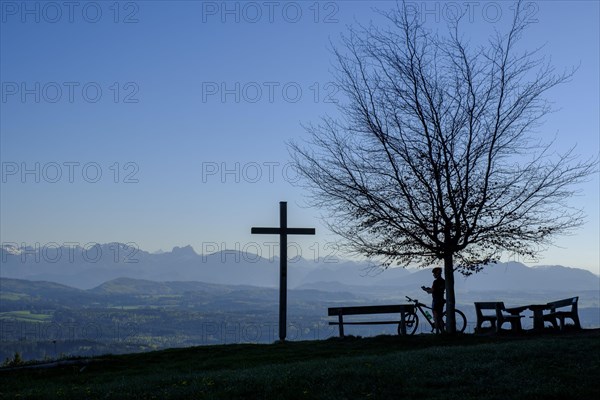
[289,2,597,333]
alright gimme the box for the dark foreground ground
[1,329,598,399]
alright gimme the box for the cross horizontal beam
[251,227,316,235]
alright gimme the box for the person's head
[432,267,442,278]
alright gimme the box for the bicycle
[400,296,467,335]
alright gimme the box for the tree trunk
[444,254,456,334]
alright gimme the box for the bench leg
[562,315,581,330]
[573,315,582,330]
[510,319,522,332]
[338,313,344,337]
[399,312,406,335]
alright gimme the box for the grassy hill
[1,330,598,399]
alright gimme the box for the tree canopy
[289,2,597,332]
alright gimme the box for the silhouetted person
[422,267,445,333]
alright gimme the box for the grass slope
[1,330,598,400]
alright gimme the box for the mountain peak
[171,245,197,256]
[0,243,22,255]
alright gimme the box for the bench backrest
[474,302,504,318]
[328,304,414,316]
[547,297,578,312]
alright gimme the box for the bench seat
[328,304,415,337]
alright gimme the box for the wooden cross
[251,201,315,341]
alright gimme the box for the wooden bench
[474,302,524,333]
[543,297,581,331]
[328,304,415,337]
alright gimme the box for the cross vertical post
[251,201,315,342]
[279,202,287,341]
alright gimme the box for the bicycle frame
[411,298,437,332]
[405,295,468,334]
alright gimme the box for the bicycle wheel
[442,309,467,333]
[398,311,419,335]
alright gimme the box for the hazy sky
[1,1,598,274]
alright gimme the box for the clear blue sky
[1,1,598,274]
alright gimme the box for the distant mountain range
[0,276,359,309]
[1,243,598,293]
